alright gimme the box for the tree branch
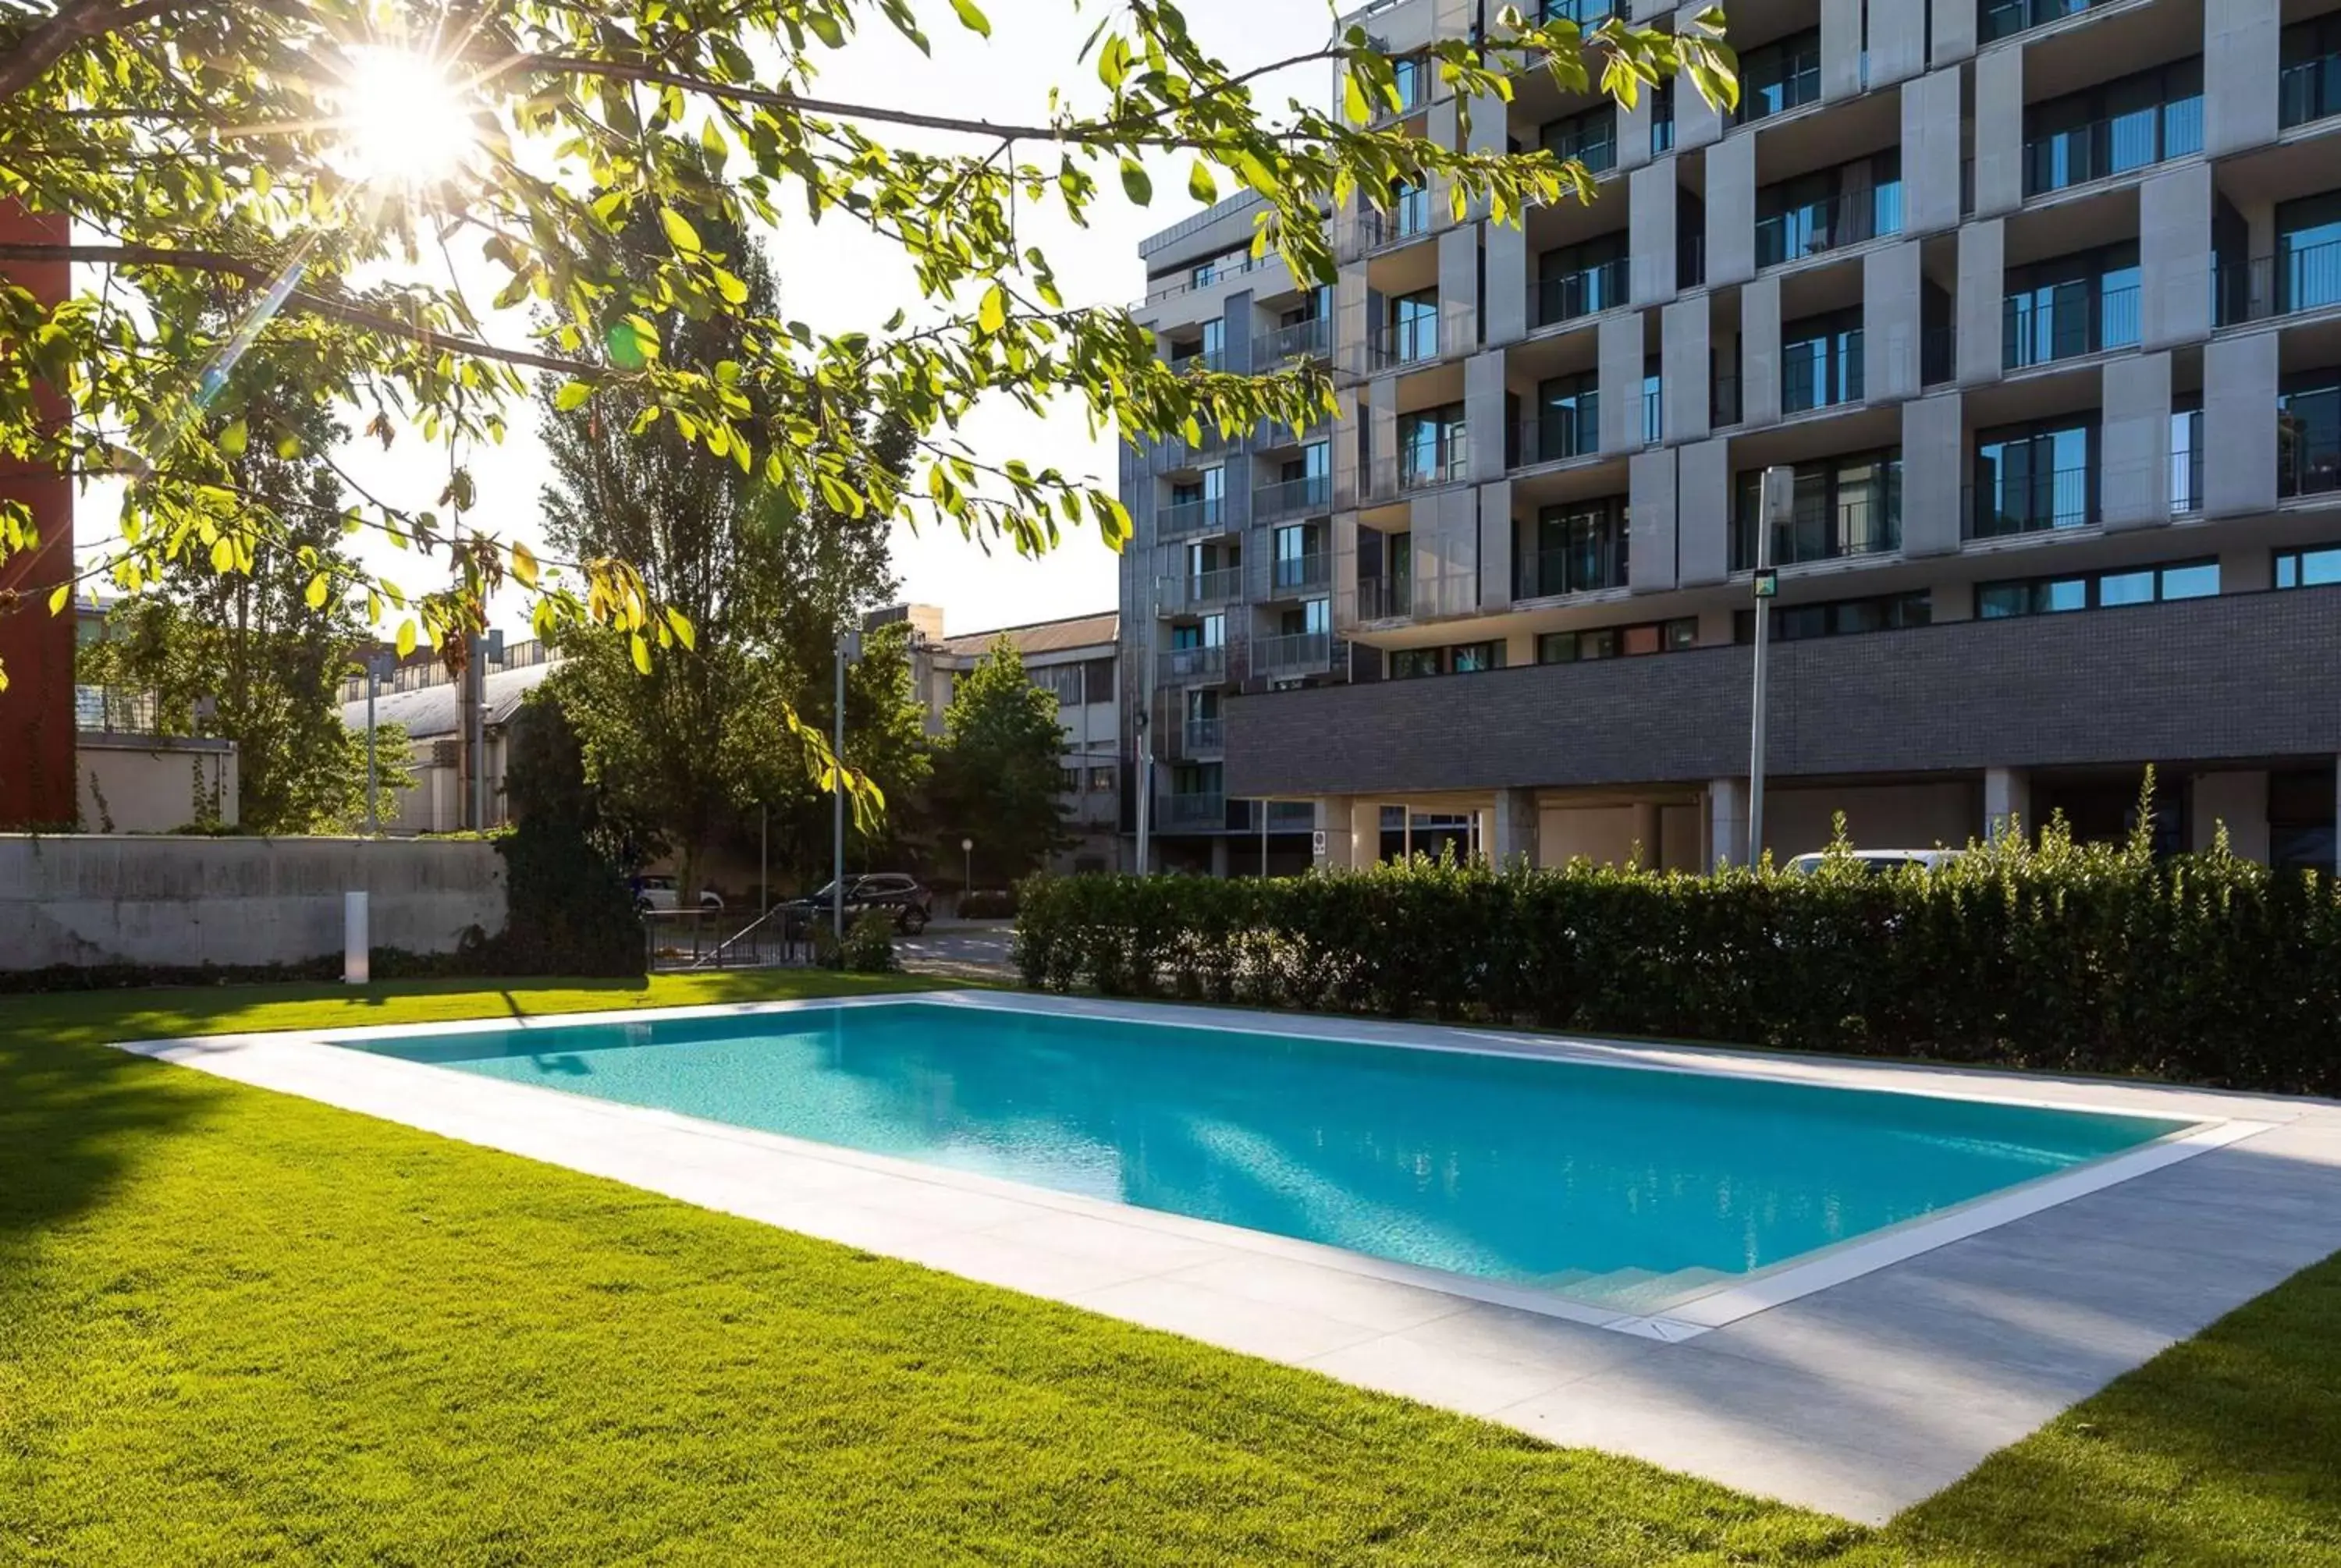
[0,0,208,104]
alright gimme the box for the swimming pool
[337,999,2193,1315]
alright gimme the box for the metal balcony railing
[2215,239,2341,327]
[1781,334,1865,413]
[2003,284,2140,370]
[1540,0,1617,22]
[1157,644,1227,683]
[2023,98,2202,198]
[2282,59,2341,130]
[2280,435,2341,502]
[1756,185,1902,270]
[1253,472,1330,523]
[1180,715,1225,756]
[2173,444,2206,514]
[1369,314,1441,368]
[1135,252,1265,308]
[1359,193,1433,252]
[1363,442,1469,499]
[1516,406,1599,466]
[1157,495,1226,540]
[1252,317,1330,365]
[1533,258,1629,329]
[1733,488,1901,570]
[1166,791,1227,828]
[1254,630,1334,677]
[1155,566,1242,612]
[1967,466,2095,538]
[1516,541,1628,599]
[1981,0,2116,45]
[1270,552,1331,595]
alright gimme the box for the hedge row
[1014,822,2341,1097]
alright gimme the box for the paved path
[116,992,2341,1525]
[897,921,1017,981]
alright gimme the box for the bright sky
[76,2,1338,644]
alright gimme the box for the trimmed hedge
[1014,821,2341,1097]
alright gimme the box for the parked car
[1782,849,1962,877]
[780,874,933,935]
[634,874,724,913]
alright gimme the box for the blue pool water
[343,1002,2189,1311]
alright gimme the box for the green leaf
[218,419,247,457]
[1187,161,1217,204]
[553,381,592,411]
[304,573,329,610]
[949,0,991,37]
[665,605,696,651]
[629,631,653,674]
[46,584,69,615]
[659,208,702,252]
[511,541,539,589]
[978,282,1008,334]
[1120,158,1152,206]
[209,536,235,573]
[1341,72,1369,125]
[395,619,417,659]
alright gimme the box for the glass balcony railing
[1156,566,1242,612]
[1967,466,2095,538]
[1981,0,2115,46]
[1757,186,1902,270]
[2281,58,2341,130]
[1170,346,1224,375]
[1251,318,1329,365]
[1270,552,1330,594]
[1180,715,1225,756]
[1156,495,1225,539]
[1166,791,1227,828]
[1533,257,1629,328]
[2279,433,2341,501]
[2003,284,2140,370]
[2215,239,2341,326]
[1157,644,1227,683]
[2023,99,2202,198]
[1365,441,1469,498]
[1516,541,1628,599]
[1516,405,1599,466]
[1252,473,1330,523]
[1255,630,1334,677]
[1371,313,1441,367]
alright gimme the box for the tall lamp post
[961,835,974,893]
[833,627,862,942]
[1747,466,1792,870]
[363,651,395,836]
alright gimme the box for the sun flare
[336,47,474,189]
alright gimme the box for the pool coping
[119,988,2280,1343]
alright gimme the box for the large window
[2003,243,2141,368]
[1972,417,2094,536]
[1391,179,1430,240]
[1977,559,2218,619]
[2282,16,2341,129]
[1522,498,1629,598]
[1526,373,1599,465]
[1781,308,1864,413]
[2172,399,2203,514]
[2279,373,2341,500]
[1983,0,2115,45]
[1540,104,1617,176]
[2023,58,2203,197]
[1396,403,1467,488]
[1389,647,1445,679]
[2276,544,2341,589]
[1386,287,1440,364]
[1537,618,1697,663]
[1535,232,1629,327]
[1756,152,1902,269]
[1271,521,1325,592]
[1168,612,1224,650]
[1732,449,1902,569]
[1735,591,1930,644]
[1650,80,1675,155]
[1737,29,1820,126]
[2276,193,2341,316]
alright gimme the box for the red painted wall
[0,199,74,827]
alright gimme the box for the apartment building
[1124,0,2341,873]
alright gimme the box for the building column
[1985,767,2031,844]
[1631,800,1662,868]
[1313,794,1357,871]
[1352,797,1384,869]
[1490,788,1540,869]
[1707,778,1747,870]
[1209,836,1231,878]
[2191,772,2271,863]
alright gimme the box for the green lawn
[4,973,2338,1565]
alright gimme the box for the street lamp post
[363,651,394,836]
[1748,466,1793,870]
[833,628,862,942]
[961,835,974,892]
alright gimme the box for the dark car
[780,874,933,936]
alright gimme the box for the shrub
[1014,816,2341,1098]
[839,910,898,973]
[957,888,1019,920]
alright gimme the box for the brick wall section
[1224,584,2341,796]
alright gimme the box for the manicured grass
[3,974,2337,1564]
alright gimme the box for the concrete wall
[2101,351,2173,530]
[2204,0,2281,158]
[1972,47,2023,218]
[1821,0,1863,102]
[1867,0,1927,88]
[1675,436,1731,587]
[1763,781,1984,858]
[78,737,238,833]
[1901,69,1964,237]
[0,835,507,970]
[1661,296,1710,444]
[1865,242,1922,405]
[1706,132,1756,288]
[1901,390,1965,556]
[1629,161,1678,306]
[1598,311,1643,454]
[2206,330,2280,519]
[1741,273,1783,427]
[2140,163,2212,351]
[1629,446,1679,592]
[1956,219,2005,385]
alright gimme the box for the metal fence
[642,909,811,972]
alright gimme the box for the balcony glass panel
[1738,29,1821,126]
[2279,379,2341,499]
[1980,0,2111,46]
[2282,17,2341,129]
[1540,105,1618,176]
[2022,60,2202,197]
[1756,154,1902,269]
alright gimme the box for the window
[2171,398,2203,514]
[1170,612,1224,651]
[1755,152,1902,269]
[1528,372,1599,465]
[1737,29,1821,125]
[2271,768,2338,871]
[1781,308,1864,413]
[1978,559,2218,618]
[1277,598,1330,637]
[1387,287,1440,364]
[1643,354,1663,444]
[2002,243,2140,367]
[2279,371,2341,499]
[1972,417,2094,537]
[1650,80,1675,155]
[1522,498,1629,597]
[2275,192,2341,315]
[1449,640,1503,673]
[1185,247,1249,289]
[2276,545,2341,589]
[1540,104,1617,175]
[1388,54,1428,114]
[2282,16,2341,129]
[1089,767,1116,793]
[1059,768,1082,794]
[1536,618,1696,663]
[1389,647,1445,679]
[1082,657,1115,703]
[1391,178,1430,239]
[1396,403,1467,487]
[1732,450,1902,569]
[1272,522,1325,591]
[1983,0,2115,45]
[2023,59,2203,197]
[1035,662,1085,708]
[1735,592,1930,644]
[1534,232,1629,327]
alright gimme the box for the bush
[1013,812,2341,1098]
[957,887,1019,920]
[488,820,645,977]
[838,910,898,973]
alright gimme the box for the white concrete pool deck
[115,990,2341,1525]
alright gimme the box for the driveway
[896,921,1017,981]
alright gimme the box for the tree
[929,637,1071,885]
[0,1,1735,810]
[76,392,415,834]
[752,615,933,889]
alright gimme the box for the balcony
[1782,334,1865,414]
[1967,466,2094,538]
[1269,552,1331,595]
[1539,0,1617,21]
[2282,51,2341,131]
[1517,542,1626,600]
[1369,314,1442,369]
[1757,186,1902,271]
[1166,791,1228,828]
[1359,190,1433,252]
[2003,284,2139,371]
[2215,239,2341,327]
[1155,566,1242,613]
[1157,644,1227,684]
[1516,405,1599,467]
[1735,33,1821,128]
[1732,485,1901,570]
[1179,715,1225,757]
[1157,495,1226,541]
[1253,472,1330,523]
[2280,432,2341,502]
[1136,252,1265,308]
[2023,100,2202,199]
[2172,442,2204,514]
[1352,566,1478,623]
[1170,346,1225,375]
[1533,258,1629,329]
[1255,630,1334,678]
[1712,372,1742,429]
[1364,442,1469,499]
[1922,325,1955,388]
[1252,318,1329,366]
[1980,0,2118,45]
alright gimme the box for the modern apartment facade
[1123,0,2341,873]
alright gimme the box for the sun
[334,47,475,189]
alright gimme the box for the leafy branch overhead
[0,0,1735,754]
